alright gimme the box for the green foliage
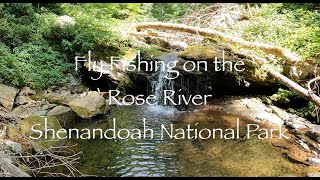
[150,3,190,21]
[0,3,144,89]
[227,3,320,61]
[269,88,295,104]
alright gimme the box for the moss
[20,116,67,150]
[138,45,170,59]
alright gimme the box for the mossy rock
[178,45,223,61]
[20,116,67,150]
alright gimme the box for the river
[66,104,307,177]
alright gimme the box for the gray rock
[308,157,320,166]
[312,150,319,157]
[47,106,75,129]
[299,141,310,152]
[69,91,107,119]
[288,123,301,129]
[19,86,36,96]
[41,99,49,106]
[15,96,30,105]
[0,84,19,111]
[40,104,57,111]
[307,172,320,177]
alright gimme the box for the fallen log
[267,68,320,108]
[136,22,301,64]
[136,22,320,108]
[241,52,320,108]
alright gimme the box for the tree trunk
[267,68,320,108]
[136,22,301,64]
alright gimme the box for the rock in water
[20,116,67,150]
[0,84,19,111]
[47,105,75,129]
[69,91,107,119]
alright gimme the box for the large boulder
[47,106,76,129]
[20,116,67,150]
[0,84,19,111]
[69,91,107,119]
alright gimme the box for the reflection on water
[68,105,307,177]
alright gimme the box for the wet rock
[307,172,320,177]
[256,111,284,125]
[47,106,76,129]
[308,157,320,166]
[305,131,320,143]
[69,91,107,119]
[0,84,19,111]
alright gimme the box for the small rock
[312,150,319,157]
[287,147,308,163]
[50,86,59,91]
[15,96,30,105]
[1,140,22,153]
[40,104,57,111]
[288,123,301,129]
[41,99,49,106]
[307,172,320,177]
[19,86,36,96]
[296,135,307,143]
[305,131,320,143]
[308,157,320,166]
[299,141,310,152]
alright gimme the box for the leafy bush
[226,3,320,61]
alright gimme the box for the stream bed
[66,104,312,177]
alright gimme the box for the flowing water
[68,105,309,177]
[65,53,312,177]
